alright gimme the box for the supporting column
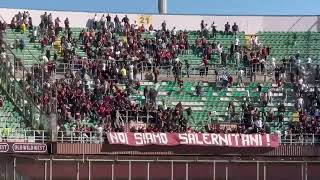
[13,157,16,180]
[257,162,260,180]
[147,162,150,180]
[305,162,308,180]
[49,159,52,180]
[185,162,189,180]
[301,163,304,180]
[88,161,91,180]
[76,161,80,180]
[5,161,7,180]
[171,161,174,180]
[44,161,47,180]
[213,161,216,180]
[225,163,229,180]
[128,161,132,180]
[158,0,168,14]
[50,113,57,142]
[111,162,114,180]
[263,163,266,180]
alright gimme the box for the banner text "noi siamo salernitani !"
[106,133,280,147]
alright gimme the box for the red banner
[106,133,280,147]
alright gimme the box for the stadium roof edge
[1,7,320,17]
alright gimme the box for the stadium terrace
[0,7,320,179]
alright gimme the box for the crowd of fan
[0,12,320,139]
[2,12,194,134]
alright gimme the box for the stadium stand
[0,96,25,130]
[257,31,320,63]
[0,11,320,141]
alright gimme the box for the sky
[0,0,320,15]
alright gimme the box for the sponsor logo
[12,143,47,153]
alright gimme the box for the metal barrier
[56,131,103,144]
[0,129,48,143]
[281,134,320,145]
[1,129,320,145]
[51,60,306,84]
[0,44,51,131]
[54,131,320,145]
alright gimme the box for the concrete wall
[0,8,319,34]
[263,16,319,32]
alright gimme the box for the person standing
[122,15,129,26]
[153,66,160,83]
[186,107,195,124]
[2,126,11,142]
[93,14,99,29]
[237,69,244,86]
[114,15,120,31]
[100,14,106,29]
[221,51,228,67]
[224,22,230,35]
[54,17,61,35]
[196,82,203,96]
[64,18,70,30]
[19,38,25,52]
[20,22,26,34]
[185,62,190,78]
[200,20,205,31]
[211,21,217,38]
[161,20,166,31]
[144,86,149,100]
[232,22,239,35]
[106,14,111,22]
[230,42,235,57]
[235,37,240,51]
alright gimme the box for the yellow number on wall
[137,15,152,25]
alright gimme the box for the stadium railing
[51,61,258,79]
[0,129,319,145]
[0,46,48,130]
[57,131,104,144]
[55,131,320,145]
[0,129,48,143]
[51,61,310,82]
